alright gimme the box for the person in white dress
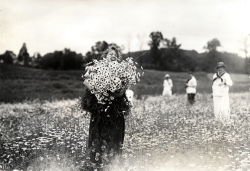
[185,71,197,104]
[212,62,233,121]
[162,74,173,96]
[126,89,134,106]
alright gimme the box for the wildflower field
[1,92,250,171]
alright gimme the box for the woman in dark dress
[81,47,132,170]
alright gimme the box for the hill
[125,49,247,73]
[0,64,249,103]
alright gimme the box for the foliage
[159,38,196,71]
[127,49,245,73]
[0,51,15,64]
[84,41,123,66]
[148,31,164,66]
[1,36,247,73]
[40,51,62,70]
[17,43,31,67]
[61,49,83,70]
[163,37,181,50]
[198,51,246,73]
[31,52,42,68]
[203,38,221,52]
[40,49,83,70]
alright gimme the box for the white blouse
[212,72,233,96]
[186,76,197,94]
[163,79,173,89]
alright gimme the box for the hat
[216,62,227,69]
[165,74,170,78]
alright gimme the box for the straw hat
[216,62,227,68]
[165,74,170,78]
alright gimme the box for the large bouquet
[82,47,140,106]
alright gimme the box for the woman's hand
[218,82,224,86]
[83,69,93,89]
[83,79,93,90]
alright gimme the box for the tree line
[138,33,249,73]
[0,32,249,73]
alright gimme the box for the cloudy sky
[0,0,250,57]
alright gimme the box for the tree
[85,41,123,64]
[61,48,83,70]
[85,41,109,63]
[163,37,181,50]
[40,51,62,69]
[203,38,221,67]
[0,51,15,64]
[91,41,109,54]
[203,38,221,52]
[40,49,83,70]
[148,31,163,66]
[30,52,42,68]
[17,43,31,66]
[161,37,183,70]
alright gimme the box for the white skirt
[162,88,172,96]
[213,95,230,120]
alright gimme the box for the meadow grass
[0,92,250,171]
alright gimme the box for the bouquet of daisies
[82,46,140,106]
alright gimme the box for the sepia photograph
[0,0,250,170]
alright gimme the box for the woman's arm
[224,74,233,86]
[170,79,173,88]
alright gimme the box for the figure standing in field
[126,88,134,106]
[162,74,173,96]
[185,71,197,105]
[81,47,134,171]
[212,62,233,122]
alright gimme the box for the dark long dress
[81,89,130,170]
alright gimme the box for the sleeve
[225,73,233,86]
[212,74,216,86]
[213,74,216,79]
[170,79,173,87]
[188,77,196,87]
[187,79,191,86]
[193,77,197,87]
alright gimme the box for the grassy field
[1,63,250,170]
[1,64,249,103]
[0,93,249,170]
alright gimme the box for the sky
[0,0,250,57]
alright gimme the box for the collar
[217,72,225,77]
